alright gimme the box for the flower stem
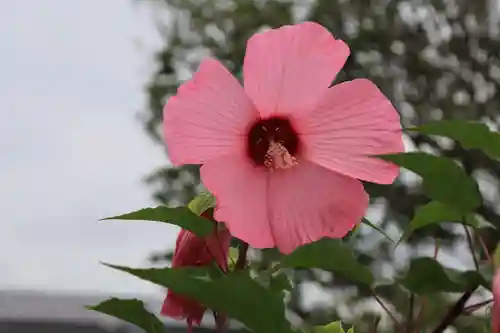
[413,298,427,333]
[406,293,414,332]
[212,243,249,332]
[235,242,249,270]
[213,312,228,333]
[463,224,479,271]
[415,240,440,332]
[477,233,493,266]
[371,290,404,332]
[464,298,493,313]
[430,288,474,333]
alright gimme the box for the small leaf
[470,214,496,229]
[188,192,216,215]
[103,264,294,333]
[87,298,164,333]
[378,152,481,212]
[411,202,463,228]
[101,207,213,237]
[396,257,488,294]
[280,238,373,285]
[252,266,292,293]
[347,328,354,333]
[410,120,500,159]
[270,272,293,292]
[362,218,394,243]
[398,202,477,244]
[228,247,239,271]
[313,321,345,333]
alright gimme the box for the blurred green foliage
[138,0,500,331]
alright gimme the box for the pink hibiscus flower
[163,22,403,254]
[161,218,231,331]
[493,270,500,333]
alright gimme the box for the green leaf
[398,202,477,244]
[280,238,373,285]
[101,207,213,237]
[470,214,496,229]
[396,257,488,295]
[479,263,494,290]
[411,202,463,228]
[362,218,394,243]
[87,298,164,333]
[187,192,216,215]
[269,272,293,292]
[347,328,354,333]
[252,269,292,293]
[261,248,284,262]
[228,247,239,271]
[378,152,481,212]
[313,321,345,333]
[103,264,294,333]
[410,120,500,159]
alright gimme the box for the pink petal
[205,228,231,272]
[295,79,404,184]
[161,290,205,325]
[493,271,500,333]
[495,304,500,333]
[202,156,367,254]
[494,270,500,298]
[171,229,207,267]
[243,22,350,118]
[200,155,275,249]
[163,58,258,165]
[268,160,368,254]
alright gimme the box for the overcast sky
[1,0,489,305]
[0,0,179,297]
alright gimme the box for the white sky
[0,0,179,297]
[0,0,488,303]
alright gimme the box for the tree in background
[139,0,500,331]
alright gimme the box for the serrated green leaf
[410,120,500,159]
[397,202,477,244]
[378,152,481,212]
[280,238,373,285]
[362,218,394,243]
[103,264,294,333]
[87,298,164,333]
[187,192,216,215]
[101,207,213,237]
[313,321,344,333]
[396,257,488,294]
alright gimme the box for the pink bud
[161,216,231,331]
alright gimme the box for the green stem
[235,242,249,270]
[463,223,479,271]
[464,298,493,313]
[371,290,404,332]
[431,288,475,333]
[406,293,414,333]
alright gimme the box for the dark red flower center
[246,117,300,169]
